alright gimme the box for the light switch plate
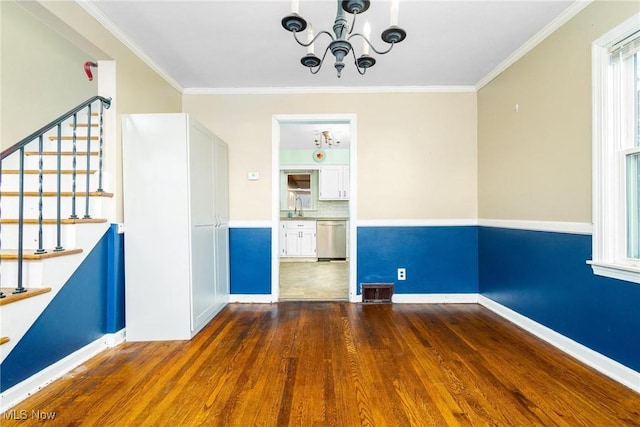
[248,172,260,180]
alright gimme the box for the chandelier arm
[348,33,396,55]
[309,44,333,75]
[347,10,358,35]
[293,29,335,48]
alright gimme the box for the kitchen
[278,123,351,300]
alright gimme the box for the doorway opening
[271,115,357,302]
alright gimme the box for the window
[590,13,640,284]
[280,170,318,212]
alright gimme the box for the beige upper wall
[1,1,97,148]
[478,0,640,223]
[22,1,184,222]
[183,92,477,221]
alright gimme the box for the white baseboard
[105,329,126,347]
[392,293,479,304]
[228,294,275,304]
[0,332,124,412]
[478,296,640,394]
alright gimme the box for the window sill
[587,261,640,285]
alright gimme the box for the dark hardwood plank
[2,303,639,426]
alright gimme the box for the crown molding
[183,85,477,96]
[475,0,593,90]
[75,0,183,93]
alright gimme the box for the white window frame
[590,13,640,285]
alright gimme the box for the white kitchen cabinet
[122,113,229,341]
[319,165,349,200]
[280,220,316,257]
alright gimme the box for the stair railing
[0,96,111,296]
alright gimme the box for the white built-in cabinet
[319,165,350,200]
[280,220,316,257]
[122,113,229,341]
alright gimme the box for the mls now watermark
[3,409,57,421]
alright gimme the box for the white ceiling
[84,0,578,149]
[280,122,351,149]
[88,0,577,90]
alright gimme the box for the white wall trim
[392,293,479,304]
[0,332,124,412]
[272,114,359,304]
[589,13,640,286]
[228,295,276,304]
[230,219,594,234]
[229,220,272,228]
[105,329,126,347]
[97,60,117,222]
[76,0,183,93]
[588,261,640,285]
[476,0,593,90]
[183,86,477,96]
[478,296,640,394]
[478,219,593,235]
[357,219,478,227]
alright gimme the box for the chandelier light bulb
[390,0,399,26]
[307,24,315,55]
[363,21,371,56]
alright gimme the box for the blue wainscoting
[357,226,479,294]
[479,227,640,372]
[229,228,271,294]
[0,225,125,392]
[106,224,125,333]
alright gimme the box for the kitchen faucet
[295,196,303,217]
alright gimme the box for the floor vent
[361,283,394,303]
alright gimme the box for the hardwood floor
[3,303,639,426]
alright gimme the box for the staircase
[0,97,112,364]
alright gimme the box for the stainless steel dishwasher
[316,220,347,260]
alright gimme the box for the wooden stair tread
[0,218,107,224]
[25,151,98,156]
[2,169,95,174]
[0,337,9,345]
[0,191,113,197]
[0,248,82,260]
[48,136,99,141]
[0,287,52,306]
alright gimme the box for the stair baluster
[35,135,46,255]
[83,105,92,219]
[15,147,27,294]
[97,102,105,193]
[70,113,78,219]
[54,123,64,251]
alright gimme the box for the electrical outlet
[397,268,406,281]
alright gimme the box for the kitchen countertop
[280,216,348,221]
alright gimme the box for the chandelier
[281,0,407,78]
[315,130,340,147]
